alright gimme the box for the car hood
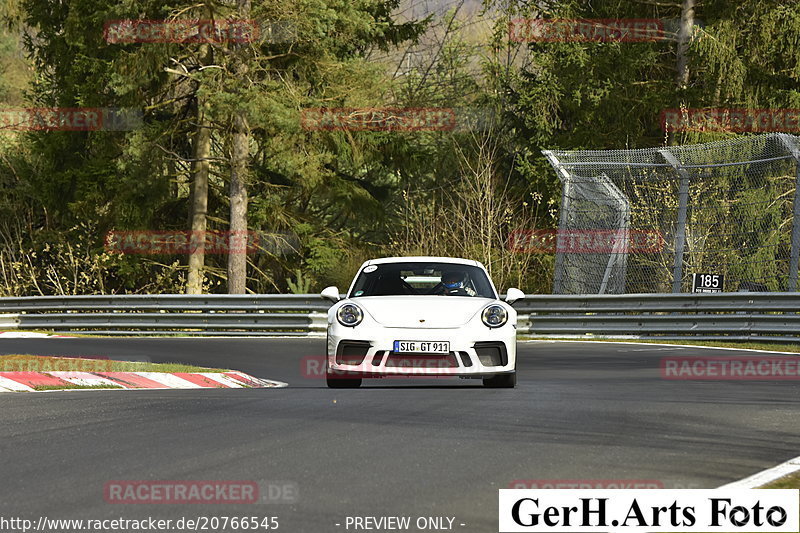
[350,296,498,328]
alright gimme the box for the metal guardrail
[0,293,798,342]
[515,292,800,342]
[0,295,329,337]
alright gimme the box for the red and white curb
[0,371,285,392]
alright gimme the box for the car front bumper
[326,325,517,377]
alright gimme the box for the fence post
[777,134,800,291]
[593,174,630,294]
[659,149,690,293]
[544,151,571,294]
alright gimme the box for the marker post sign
[692,273,723,293]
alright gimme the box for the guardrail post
[777,134,800,291]
[659,149,690,293]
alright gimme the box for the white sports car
[320,256,524,388]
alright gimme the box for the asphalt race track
[1,338,799,532]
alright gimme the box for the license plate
[393,341,450,354]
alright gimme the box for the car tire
[483,372,516,388]
[326,369,362,389]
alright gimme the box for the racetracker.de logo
[509,18,668,42]
[104,19,260,43]
[508,229,664,254]
[104,481,258,504]
[105,230,298,255]
[301,355,459,379]
[0,355,113,372]
[661,108,800,133]
[661,356,800,380]
[300,108,457,132]
[0,108,142,131]
[104,480,298,504]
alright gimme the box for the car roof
[362,256,483,268]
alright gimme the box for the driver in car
[441,270,476,296]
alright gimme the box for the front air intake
[473,342,507,367]
[335,340,371,365]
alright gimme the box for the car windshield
[349,262,496,298]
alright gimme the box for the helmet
[442,271,466,289]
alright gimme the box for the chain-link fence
[544,133,800,294]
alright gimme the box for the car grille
[372,350,460,369]
[338,347,499,369]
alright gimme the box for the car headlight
[481,305,508,328]
[336,303,363,327]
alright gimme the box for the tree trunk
[676,0,695,89]
[228,112,249,294]
[227,0,251,294]
[186,88,211,294]
[669,0,695,146]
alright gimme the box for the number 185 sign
[692,273,723,293]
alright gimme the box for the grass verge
[0,355,230,373]
[763,471,800,489]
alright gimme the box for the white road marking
[620,347,684,352]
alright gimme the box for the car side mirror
[320,286,341,302]
[505,288,525,305]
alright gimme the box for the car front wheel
[483,372,516,388]
[326,369,362,388]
